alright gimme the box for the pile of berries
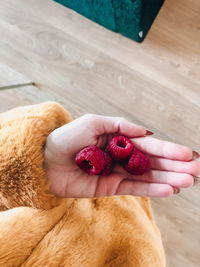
[75,136,150,176]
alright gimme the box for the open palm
[44,114,199,198]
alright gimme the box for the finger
[150,157,200,176]
[95,173,124,197]
[132,137,193,161]
[137,171,194,188]
[91,115,149,137]
[113,166,194,188]
[116,180,174,198]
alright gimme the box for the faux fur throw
[0,102,165,266]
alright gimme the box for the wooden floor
[0,0,200,266]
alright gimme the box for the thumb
[92,115,151,138]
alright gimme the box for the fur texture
[0,102,165,266]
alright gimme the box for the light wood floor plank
[0,1,199,266]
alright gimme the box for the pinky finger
[116,180,175,198]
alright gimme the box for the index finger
[132,137,194,161]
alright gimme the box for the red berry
[108,135,133,161]
[124,148,150,175]
[100,152,113,176]
[75,146,105,175]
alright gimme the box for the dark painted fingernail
[146,130,154,136]
[174,188,180,194]
[192,151,200,160]
[194,176,200,186]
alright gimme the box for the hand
[44,114,199,198]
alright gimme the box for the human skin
[44,114,200,198]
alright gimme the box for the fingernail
[192,151,200,160]
[194,176,200,186]
[174,188,180,194]
[146,130,154,136]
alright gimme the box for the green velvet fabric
[54,0,165,42]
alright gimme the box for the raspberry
[108,135,133,161]
[75,137,150,176]
[75,146,105,175]
[124,148,150,175]
[100,152,113,176]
